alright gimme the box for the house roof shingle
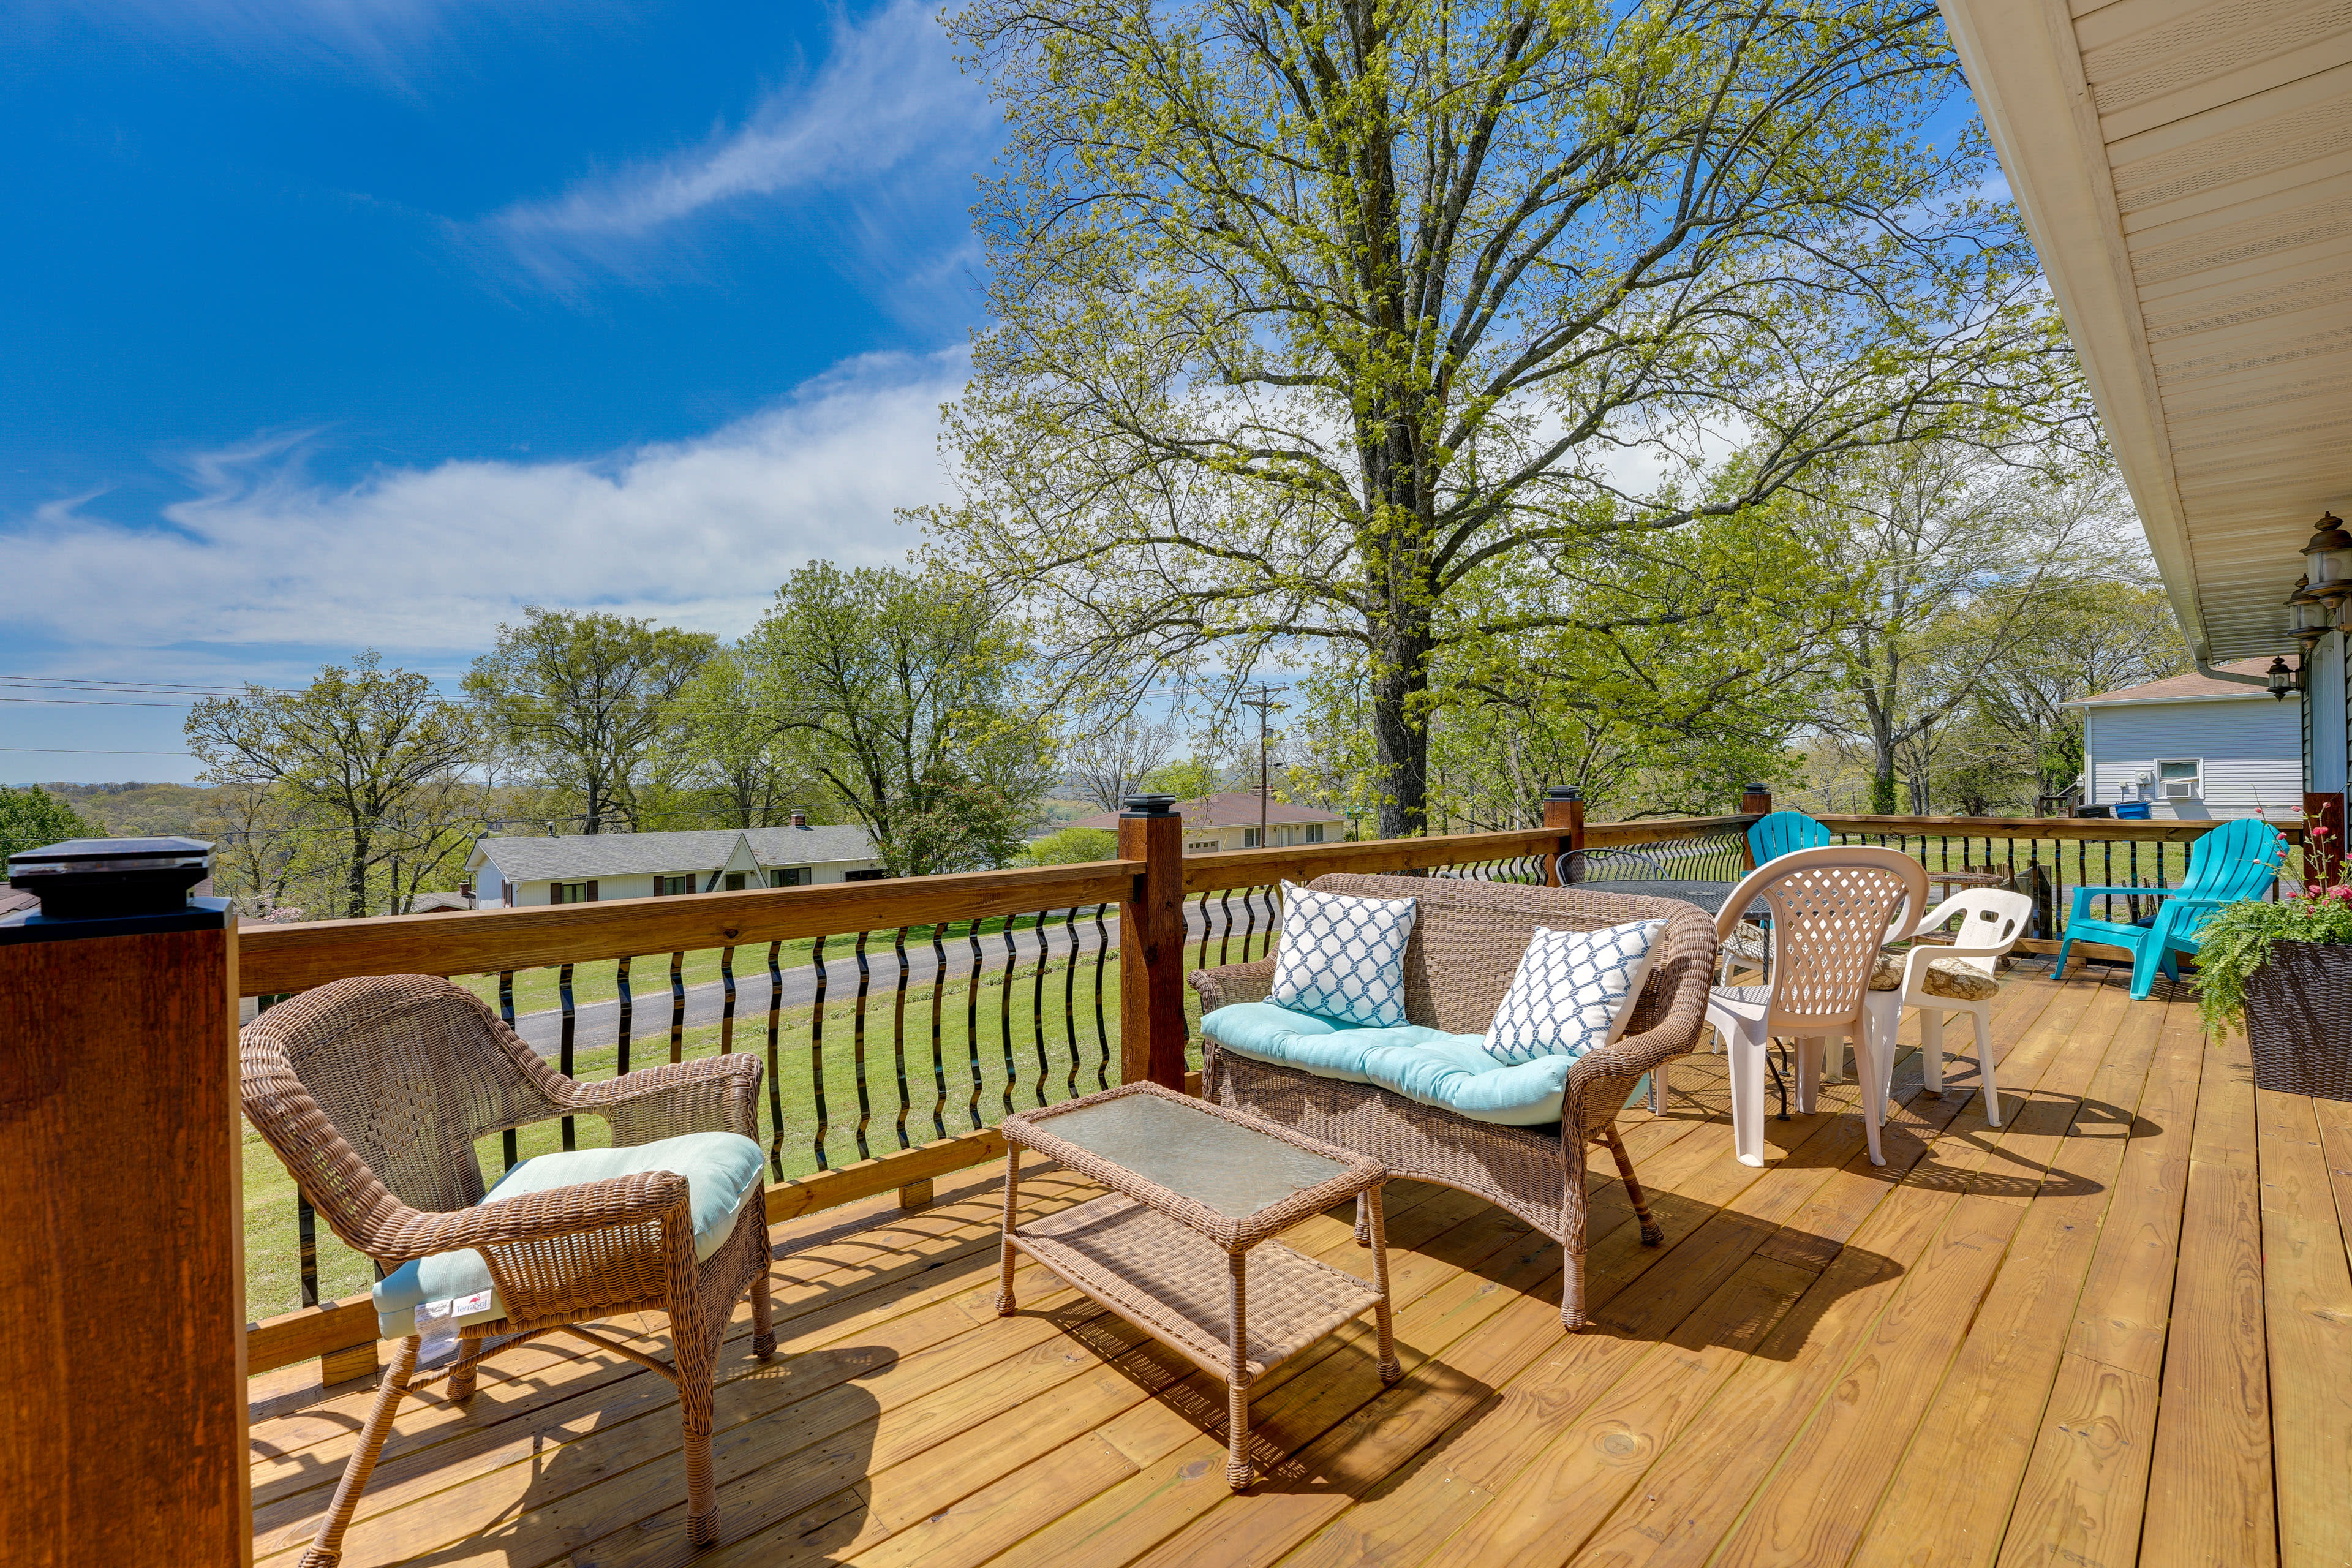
[2068,657,2285,708]
[470,824,877,884]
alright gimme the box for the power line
[0,747,196,756]
[0,675,267,693]
[0,696,197,707]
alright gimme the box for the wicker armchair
[1190,875,1717,1330]
[240,975,776,1566]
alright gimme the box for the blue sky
[1,0,994,781]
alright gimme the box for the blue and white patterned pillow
[1485,921,1666,1065]
[1267,882,1419,1028]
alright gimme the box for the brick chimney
[790,809,808,829]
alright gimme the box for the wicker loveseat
[1189,874,1717,1329]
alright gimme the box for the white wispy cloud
[2,350,963,660]
[487,0,994,284]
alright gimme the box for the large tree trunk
[345,822,371,921]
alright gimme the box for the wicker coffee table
[996,1080,1398,1489]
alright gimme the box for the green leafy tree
[657,646,809,828]
[1813,447,2130,813]
[186,652,477,919]
[929,0,2086,835]
[1018,826,1122,865]
[466,608,716,833]
[1142,758,1219,802]
[0,785,105,860]
[192,781,344,919]
[745,562,1054,876]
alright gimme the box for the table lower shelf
[1010,1193,1383,1383]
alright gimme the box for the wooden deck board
[243,968,2352,1568]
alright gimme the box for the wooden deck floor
[245,963,2352,1568]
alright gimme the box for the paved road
[503,902,1265,1057]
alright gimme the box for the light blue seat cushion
[1203,1001,1580,1127]
[372,1131,764,1340]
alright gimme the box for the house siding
[501,862,880,906]
[2086,697,2302,817]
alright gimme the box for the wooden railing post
[1738,783,1771,870]
[1,838,250,1565]
[1118,794,1188,1088]
[1544,786,1585,886]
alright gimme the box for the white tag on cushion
[1485,921,1666,1066]
[1267,881,1419,1028]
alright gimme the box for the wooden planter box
[2242,940,2352,1101]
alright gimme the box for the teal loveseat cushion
[1203,1001,1581,1127]
[372,1130,764,1340]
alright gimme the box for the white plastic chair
[1700,846,1928,1168]
[1860,888,2031,1130]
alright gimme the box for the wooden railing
[235,811,1580,1383]
[234,796,2304,1383]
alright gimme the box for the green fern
[2192,892,2352,1038]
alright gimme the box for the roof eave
[1937,0,2212,664]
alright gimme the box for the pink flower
[2308,883,2325,897]
[2315,824,2336,839]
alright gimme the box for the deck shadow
[382,1336,899,1568]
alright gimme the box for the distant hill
[37,781,221,839]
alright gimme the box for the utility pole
[1240,684,1284,848]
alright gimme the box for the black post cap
[1545,785,1581,801]
[7,837,213,921]
[1120,793,1178,816]
[1744,783,1769,795]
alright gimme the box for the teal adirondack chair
[2054,817,2290,998]
[1748,810,1832,865]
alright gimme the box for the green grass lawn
[244,925,1270,1320]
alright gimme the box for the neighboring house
[1068,791,1345,853]
[2064,658,2302,821]
[466,815,884,907]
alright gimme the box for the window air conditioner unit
[2163,777,2196,800]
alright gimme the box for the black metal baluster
[965,920,985,1129]
[1216,888,1235,965]
[1238,884,1262,964]
[557,962,577,1150]
[1062,905,1082,1101]
[765,940,784,1178]
[1091,903,1112,1090]
[999,922,1020,1116]
[1030,913,1050,1107]
[667,949,686,1065]
[892,927,912,1150]
[256,992,317,1308]
[850,931,873,1161]
[718,944,737,1055]
[1196,891,1212,971]
[810,935,831,1170]
[499,973,521,1169]
[615,955,633,1077]
[929,924,950,1139]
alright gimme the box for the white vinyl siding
[2086,698,2302,817]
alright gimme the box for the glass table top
[1031,1093,1352,1219]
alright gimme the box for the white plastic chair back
[1717,846,1930,1033]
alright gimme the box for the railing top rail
[239,859,1141,997]
[1812,812,2305,843]
[1179,826,1562,893]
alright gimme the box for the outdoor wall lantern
[2269,655,2301,699]
[2286,576,2334,639]
[2302,512,2352,599]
